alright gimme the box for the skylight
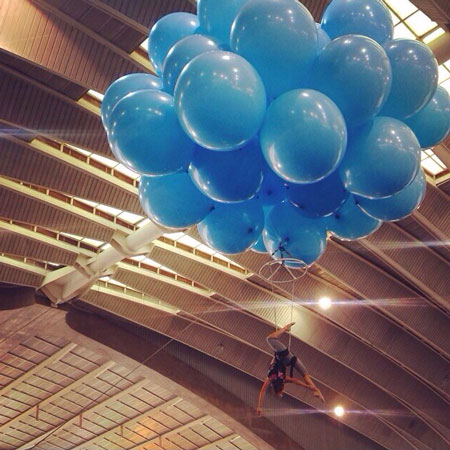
[383,0,443,44]
[384,0,417,20]
[405,11,437,37]
[88,89,105,101]
[421,150,447,176]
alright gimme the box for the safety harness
[268,348,298,379]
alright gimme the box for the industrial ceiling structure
[0,1,449,449]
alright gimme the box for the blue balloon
[189,140,264,203]
[175,51,266,151]
[339,117,420,198]
[198,200,264,254]
[263,202,327,266]
[321,0,393,45]
[197,0,248,44]
[257,168,288,207]
[381,40,438,120]
[101,74,162,131]
[287,170,349,217]
[139,173,213,229]
[405,86,450,148]
[356,169,426,222]
[312,35,392,127]
[148,13,199,75]
[260,89,347,184]
[109,90,194,175]
[162,35,221,94]
[316,23,331,54]
[326,196,382,241]
[230,0,317,99]
[251,234,267,254]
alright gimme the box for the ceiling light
[318,296,332,310]
[334,405,345,417]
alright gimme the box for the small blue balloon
[356,169,426,222]
[175,51,266,151]
[197,0,248,44]
[257,168,288,207]
[230,0,317,99]
[316,23,331,54]
[381,40,438,120]
[339,117,420,199]
[198,200,264,254]
[326,196,382,241]
[189,140,264,203]
[251,234,267,254]
[405,86,450,148]
[101,74,162,131]
[260,89,347,184]
[148,13,199,75]
[321,0,393,45]
[312,35,392,126]
[139,173,213,229]
[287,170,349,217]
[263,202,327,266]
[162,35,221,94]
[109,90,194,176]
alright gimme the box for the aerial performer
[257,323,325,416]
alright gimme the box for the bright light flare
[334,405,345,417]
[318,296,332,310]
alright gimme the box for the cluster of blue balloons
[101,0,450,267]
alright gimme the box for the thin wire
[288,273,294,351]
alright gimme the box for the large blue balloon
[101,74,162,131]
[260,89,347,184]
[287,170,349,217]
[356,169,426,222]
[405,86,450,148]
[175,51,266,151]
[316,23,331,54]
[263,202,327,266]
[321,0,393,45]
[311,35,392,126]
[339,117,420,198]
[139,173,213,229]
[109,90,194,175]
[381,40,438,120]
[230,0,317,99]
[198,200,264,254]
[257,168,288,207]
[148,13,199,75]
[197,0,248,44]
[189,140,264,203]
[162,35,221,94]
[326,196,382,241]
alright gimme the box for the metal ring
[259,257,309,284]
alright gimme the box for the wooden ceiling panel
[1,0,141,92]
[0,68,109,154]
[0,136,141,214]
[0,186,113,241]
[0,232,77,266]
[0,264,44,288]
[98,0,195,28]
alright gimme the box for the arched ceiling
[0,1,449,449]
